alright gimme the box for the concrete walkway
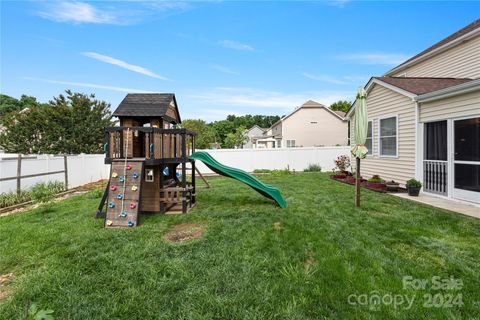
[393,193,480,219]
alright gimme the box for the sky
[1,1,479,121]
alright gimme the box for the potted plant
[367,175,386,190]
[406,179,422,196]
[385,180,400,192]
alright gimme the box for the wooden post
[192,160,196,204]
[16,154,22,196]
[181,162,187,213]
[63,155,69,190]
[356,157,360,207]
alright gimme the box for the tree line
[0,91,351,153]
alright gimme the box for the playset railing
[104,127,195,161]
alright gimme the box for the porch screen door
[453,117,480,203]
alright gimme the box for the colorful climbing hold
[106,219,113,226]
[117,193,123,200]
[131,185,138,192]
[128,220,135,227]
[110,185,117,191]
[112,172,118,178]
[126,164,132,170]
[132,172,139,179]
[176,171,181,178]
[119,176,125,183]
[108,201,115,208]
[119,210,128,218]
[129,203,136,209]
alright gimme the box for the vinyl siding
[282,107,348,147]
[419,89,480,122]
[393,35,480,78]
[351,84,416,186]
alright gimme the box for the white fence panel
[0,154,110,194]
[194,146,351,174]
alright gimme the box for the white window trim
[286,139,296,148]
[145,169,154,182]
[365,119,373,157]
[378,115,399,158]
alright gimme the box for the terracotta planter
[407,186,420,196]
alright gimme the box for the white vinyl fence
[0,153,110,194]
[194,146,351,174]
[0,147,351,193]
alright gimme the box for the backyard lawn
[0,172,479,319]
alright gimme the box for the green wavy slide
[189,151,287,208]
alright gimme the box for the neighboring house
[254,100,348,148]
[242,125,267,148]
[347,18,480,205]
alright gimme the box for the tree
[223,126,248,148]
[329,100,351,113]
[0,90,113,154]
[181,119,217,149]
[0,94,43,116]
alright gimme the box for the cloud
[37,2,118,24]
[336,53,410,65]
[211,64,238,75]
[35,1,192,25]
[81,52,170,80]
[218,40,254,51]
[188,87,353,110]
[302,73,367,85]
[23,77,153,93]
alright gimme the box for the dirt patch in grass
[164,223,205,243]
[303,252,316,272]
[0,272,15,300]
[273,222,281,230]
[75,180,107,192]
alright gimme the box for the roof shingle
[113,93,180,122]
[374,77,473,95]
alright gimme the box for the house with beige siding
[347,18,480,205]
[254,100,348,148]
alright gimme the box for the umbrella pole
[356,157,361,207]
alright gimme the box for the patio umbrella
[351,88,369,207]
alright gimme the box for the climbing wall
[105,160,143,228]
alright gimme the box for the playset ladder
[105,160,143,228]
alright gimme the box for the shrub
[304,164,322,172]
[368,175,383,183]
[271,168,291,176]
[334,155,351,172]
[253,169,271,173]
[406,179,422,188]
[30,183,55,204]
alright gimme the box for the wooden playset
[97,93,287,228]
[97,93,196,227]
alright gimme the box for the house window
[286,140,295,148]
[365,120,373,155]
[145,169,154,182]
[379,116,398,156]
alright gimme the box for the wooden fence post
[16,154,22,196]
[63,155,69,190]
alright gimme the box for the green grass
[0,173,479,319]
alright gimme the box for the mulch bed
[330,176,389,193]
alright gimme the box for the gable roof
[112,93,181,123]
[374,77,473,95]
[270,99,346,128]
[386,18,480,76]
[345,77,474,118]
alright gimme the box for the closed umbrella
[351,88,368,207]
